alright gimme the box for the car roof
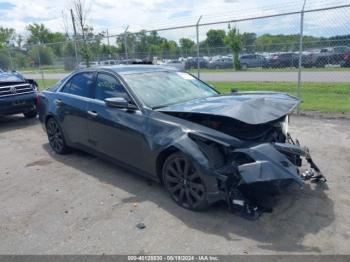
[97,65,178,75]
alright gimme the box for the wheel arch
[44,113,55,126]
[156,146,180,184]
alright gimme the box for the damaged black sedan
[38,65,326,218]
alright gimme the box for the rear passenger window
[95,73,128,101]
[62,72,93,97]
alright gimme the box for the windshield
[122,71,218,108]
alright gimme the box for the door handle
[87,110,98,117]
[55,99,63,106]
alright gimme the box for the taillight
[344,53,349,60]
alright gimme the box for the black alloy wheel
[162,153,208,211]
[46,118,69,154]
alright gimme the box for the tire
[46,117,70,154]
[162,152,209,211]
[23,109,37,119]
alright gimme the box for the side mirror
[105,97,137,110]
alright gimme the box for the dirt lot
[0,115,350,255]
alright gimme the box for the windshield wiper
[152,104,170,110]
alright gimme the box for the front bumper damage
[217,134,327,219]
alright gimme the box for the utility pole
[124,25,129,61]
[297,0,307,114]
[70,9,79,68]
[196,15,203,79]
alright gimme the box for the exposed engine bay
[165,111,287,142]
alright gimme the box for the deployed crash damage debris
[224,141,326,219]
[162,92,327,219]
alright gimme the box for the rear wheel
[162,153,209,211]
[23,109,37,118]
[46,117,69,154]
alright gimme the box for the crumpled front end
[215,134,327,219]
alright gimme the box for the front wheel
[46,117,70,154]
[162,153,209,211]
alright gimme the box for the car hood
[158,92,300,125]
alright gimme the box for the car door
[86,72,146,166]
[56,72,94,147]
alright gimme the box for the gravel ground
[0,115,350,255]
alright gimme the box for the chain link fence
[1,3,349,112]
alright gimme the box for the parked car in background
[340,51,350,67]
[208,57,233,69]
[101,60,120,66]
[240,54,267,69]
[0,71,39,118]
[78,61,100,69]
[265,53,299,68]
[164,60,185,70]
[185,57,208,69]
[120,59,151,65]
[303,46,350,68]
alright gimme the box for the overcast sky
[0,0,349,41]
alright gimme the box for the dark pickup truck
[0,71,39,118]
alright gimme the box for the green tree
[116,32,137,58]
[29,46,54,66]
[14,52,28,68]
[161,39,179,59]
[206,29,226,48]
[27,24,67,57]
[148,44,161,58]
[179,38,195,56]
[26,23,50,44]
[168,40,179,58]
[225,27,242,70]
[241,32,257,51]
[0,27,15,47]
[0,50,11,70]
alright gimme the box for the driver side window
[95,73,128,101]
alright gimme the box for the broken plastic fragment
[136,223,146,229]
